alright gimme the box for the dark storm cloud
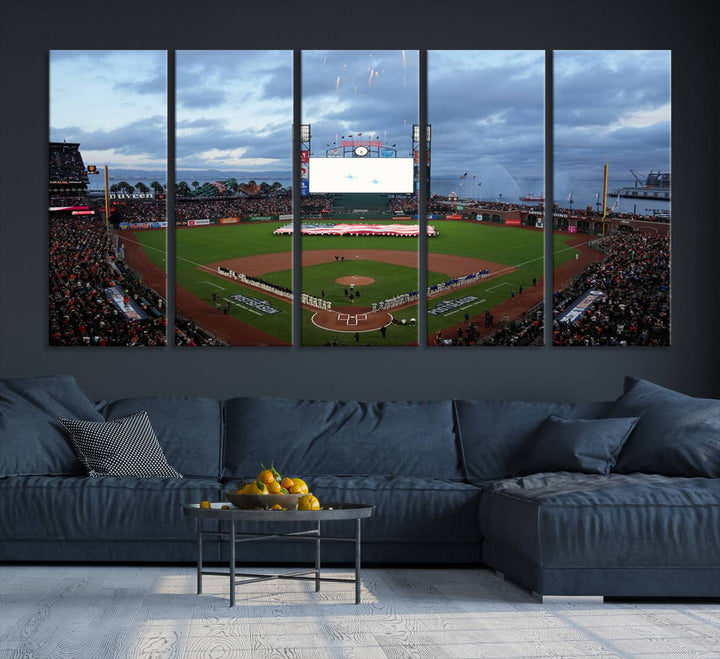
[426,52,545,177]
[66,49,668,184]
[177,118,291,168]
[176,50,291,98]
[552,51,671,194]
[175,50,293,168]
[50,115,167,160]
[117,74,167,96]
[301,50,419,148]
[256,66,293,100]
[179,88,229,109]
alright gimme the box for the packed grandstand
[49,142,670,347]
[48,143,221,346]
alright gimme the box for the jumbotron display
[308,158,414,194]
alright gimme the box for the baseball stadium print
[299,50,420,346]
[47,49,671,348]
[49,50,169,347]
[552,51,671,347]
[426,51,545,347]
[173,50,293,346]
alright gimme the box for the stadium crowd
[552,231,670,346]
[49,213,220,346]
[50,196,89,207]
[433,230,668,347]
[175,315,224,347]
[480,308,544,346]
[110,195,336,224]
[49,143,87,183]
[433,306,544,347]
[49,215,168,346]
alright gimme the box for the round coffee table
[182,503,374,606]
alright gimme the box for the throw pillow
[515,415,640,476]
[59,412,182,478]
[453,399,613,481]
[604,376,720,477]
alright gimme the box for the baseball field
[127,219,581,346]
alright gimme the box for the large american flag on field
[273,223,438,237]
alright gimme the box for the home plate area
[311,307,393,332]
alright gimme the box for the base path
[209,249,510,279]
[311,306,394,333]
[427,234,607,344]
[119,231,289,346]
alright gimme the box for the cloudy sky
[428,50,545,200]
[176,50,292,172]
[302,50,418,154]
[49,49,670,201]
[554,50,671,203]
[50,50,167,170]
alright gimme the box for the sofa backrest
[0,375,103,477]
[223,397,462,481]
[454,399,612,482]
[100,396,223,479]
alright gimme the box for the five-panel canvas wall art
[49,50,670,347]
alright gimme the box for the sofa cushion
[0,475,222,542]
[514,415,639,476]
[224,397,461,480]
[0,375,103,477]
[101,396,223,479]
[454,400,611,482]
[606,377,720,477]
[478,472,720,569]
[219,474,483,544]
[59,413,182,478]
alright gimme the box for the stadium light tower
[298,124,311,197]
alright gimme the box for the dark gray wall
[1,0,718,402]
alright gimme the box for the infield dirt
[208,249,512,279]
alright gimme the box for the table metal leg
[355,518,362,605]
[315,521,321,592]
[196,517,203,595]
[229,520,236,607]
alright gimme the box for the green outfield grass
[130,220,581,345]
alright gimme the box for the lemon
[199,500,211,509]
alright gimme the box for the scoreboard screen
[308,158,413,194]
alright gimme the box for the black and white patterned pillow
[59,411,182,478]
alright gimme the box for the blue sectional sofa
[1,374,719,598]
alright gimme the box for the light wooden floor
[1,565,719,658]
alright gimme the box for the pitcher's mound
[335,275,375,286]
